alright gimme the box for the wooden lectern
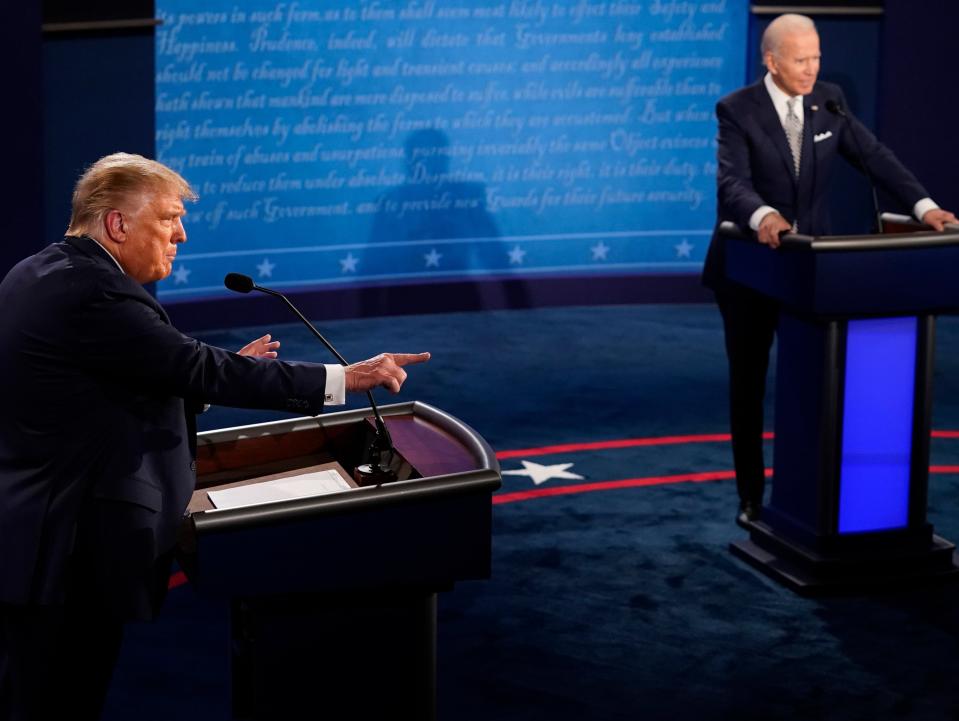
[176,401,501,719]
[721,220,959,594]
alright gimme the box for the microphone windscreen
[825,99,843,116]
[224,273,255,293]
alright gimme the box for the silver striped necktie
[785,97,802,177]
[785,97,802,232]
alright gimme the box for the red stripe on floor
[497,430,959,460]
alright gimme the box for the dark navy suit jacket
[0,236,329,619]
[702,79,928,292]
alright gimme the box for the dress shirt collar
[763,72,804,127]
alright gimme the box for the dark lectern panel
[724,231,959,316]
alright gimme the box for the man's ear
[765,52,778,75]
[104,209,126,243]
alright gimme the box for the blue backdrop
[153,0,748,301]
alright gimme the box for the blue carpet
[103,305,959,720]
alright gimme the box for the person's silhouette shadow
[363,129,528,315]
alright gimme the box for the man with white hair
[701,14,957,525]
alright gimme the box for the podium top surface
[778,229,959,253]
[720,224,959,317]
[187,400,501,534]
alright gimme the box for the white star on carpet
[508,245,527,265]
[591,241,610,261]
[339,253,359,273]
[424,248,442,268]
[172,265,191,285]
[257,257,275,278]
[502,460,584,486]
[675,239,694,258]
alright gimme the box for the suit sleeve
[715,99,771,231]
[68,280,328,415]
[833,86,928,209]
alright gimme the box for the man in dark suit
[701,14,957,525]
[0,153,430,719]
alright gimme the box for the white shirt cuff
[913,198,939,223]
[324,364,345,405]
[749,206,778,231]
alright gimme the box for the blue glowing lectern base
[722,225,959,594]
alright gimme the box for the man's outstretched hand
[345,352,431,394]
[238,333,281,359]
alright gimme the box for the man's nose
[173,217,187,243]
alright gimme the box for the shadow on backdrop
[364,128,530,314]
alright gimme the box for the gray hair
[761,13,817,59]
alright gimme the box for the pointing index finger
[391,352,431,366]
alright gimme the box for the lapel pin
[811,105,819,111]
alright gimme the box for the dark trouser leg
[1,604,61,721]
[716,289,778,508]
[52,599,125,720]
[0,601,123,721]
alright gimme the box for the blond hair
[762,13,817,61]
[66,153,197,236]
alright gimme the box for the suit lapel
[797,92,822,214]
[751,82,798,187]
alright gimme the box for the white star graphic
[591,241,610,261]
[339,253,359,273]
[675,239,694,258]
[507,245,527,265]
[424,248,442,268]
[257,257,276,278]
[172,265,191,285]
[501,460,584,486]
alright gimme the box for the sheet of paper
[208,469,352,510]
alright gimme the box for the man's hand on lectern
[922,208,959,231]
[757,212,791,248]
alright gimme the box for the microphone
[825,99,884,233]
[224,273,397,485]
[223,272,255,294]
[823,99,844,118]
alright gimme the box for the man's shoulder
[1,237,139,307]
[21,237,114,273]
[1,240,93,292]
[717,80,764,110]
[46,238,128,292]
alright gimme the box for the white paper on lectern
[207,469,352,510]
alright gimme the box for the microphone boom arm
[251,285,395,455]
[224,274,396,479]
[826,100,884,234]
